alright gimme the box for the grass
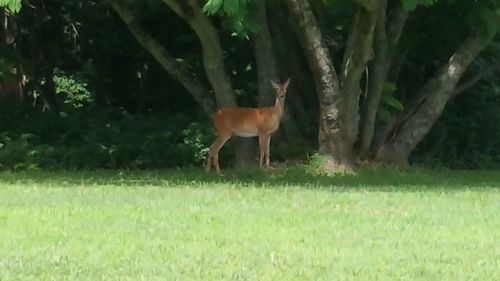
[0,167,500,280]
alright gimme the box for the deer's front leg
[265,135,271,168]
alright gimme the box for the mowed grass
[1,168,500,280]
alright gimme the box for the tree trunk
[38,66,61,112]
[340,5,378,156]
[0,10,28,111]
[163,0,270,167]
[358,1,407,158]
[269,1,311,126]
[376,32,496,165]
[285,0,347,167]
[252,0,278,106]
[252,0,302,145]
[286,0,379,169]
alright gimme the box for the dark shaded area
[1,168,499,191]
[1,1,500,170]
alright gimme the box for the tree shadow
[1,166,499,192]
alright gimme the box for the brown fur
[206,79,290,173]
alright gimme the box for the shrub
[0,110,214,170]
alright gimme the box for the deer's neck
[273,98,285,118]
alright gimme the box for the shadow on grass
[1,166,499,191]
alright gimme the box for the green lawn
[0,168,499,280]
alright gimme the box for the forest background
[1,0,500,171]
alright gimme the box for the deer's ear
[270,80,279,90]
[284,78,291,89]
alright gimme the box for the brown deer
[206,78,291,173]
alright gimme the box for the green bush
[0,110,214,170]
[412,87,500,169]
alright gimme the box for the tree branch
[107,0,215,115]
[161,0,236,107]
[377,31,496,163]
[386,1,408,47]
[354,0,377,11]
[450,57,500,97]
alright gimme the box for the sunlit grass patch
[0,168,499,280]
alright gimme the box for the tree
[107,0,288,167]
[286,0,500,168]
[107,0,500,170]
[1,0,24,107]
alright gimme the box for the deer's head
[270,78,291,100]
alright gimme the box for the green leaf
[202,0,223,15]
[0,0,22,13]
[384,96,404,111]
[377,108,392,122]
[402,0,436,11]
[402,0,418,11]
[466,3,500,38]
[223,0,239,15]
[383,82,397,94]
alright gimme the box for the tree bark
[163,0,269,167]
[450,56,500,97]
[252,0,278,106]
[285,0,347,168]
[0,10,27,109]
[269,0,311,126]
[161,0,236,107]
[376,32,496,165]
[358,1,407,158]
[251,0,302,145]
[108,0,216,115]
[340,5,379,155]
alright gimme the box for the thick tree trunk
[0,10,30,112]
[0,67,26,106]
[252,0,302,145]
[285,0,349,168]
[376,32,496,165]
[252,0,278,106]
[108,0,216,115]
[358,1,407,158]
[286,0,379,169]
[269,1,311,125]
[161,0,265,168]
[340,4,380,155]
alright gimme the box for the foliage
[402,0,437,11]
[412,84,500,169]
[376,82,404,122]
[202,0,255,38]
[2,0,500,170]
[53,71,94,108]
[0,0,21,13]
[0,111,214,170]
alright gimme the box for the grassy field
[0,167,500,280]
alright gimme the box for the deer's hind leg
[206,134,231,173]
[258,134,267,169]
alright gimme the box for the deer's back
[212,107,280,136]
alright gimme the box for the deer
[205,78,291,173]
